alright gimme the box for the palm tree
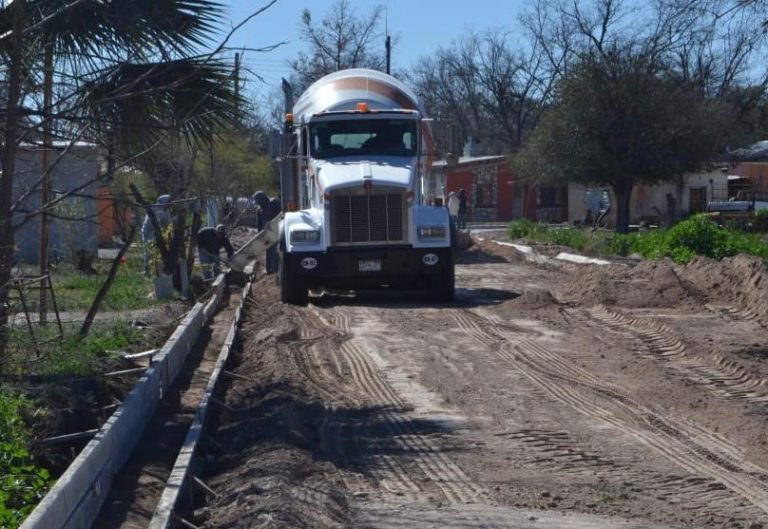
[0,0,246,368]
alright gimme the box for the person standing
[141,194,171,276]
[447,191,459,225]
[196,224,233,280]
[457,188,468,229]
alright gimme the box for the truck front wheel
[278,252,308,305]
[427,253,455,302]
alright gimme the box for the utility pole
[385,35,391,74]
[385,6,391,74]
[280,79,295,212]
[234,52,241,124]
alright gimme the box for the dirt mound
[561,259,703,309]
[518,288,559,306]
[557,253,768,314]
[492,288,562,321]
[462,237,527,264]
[679,254,768,320]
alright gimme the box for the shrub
[664,215,732,260]
[549,227,587,251]
[754,209,768,232]
[0,393,50,528]
[507,219,542,240]
[608,215,768,263]
[507,215,768,264]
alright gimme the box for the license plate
[358,259,381,272]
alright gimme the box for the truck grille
[332,193,404,244]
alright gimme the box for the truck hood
[313,157,414,192]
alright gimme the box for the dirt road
[197,235,768,529]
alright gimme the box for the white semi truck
[277,68,455,305]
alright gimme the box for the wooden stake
[36,429,99,446]
[192,476,219,498]
[103,367,146,378]
[173,514,201,529]
[223,370,253,383]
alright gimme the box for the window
[310,118,417,159]
[538,187,559,207]
[476,183,494,207]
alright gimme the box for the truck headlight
[418,226,446,239]
[290,229,320,243]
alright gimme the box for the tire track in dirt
[302,307,426,501]
[311,306,486,505]
[494,429,627,475]
[450,308,768,519]
[321,312,481,503]
[706,303,768,332]
[284,308,424,499]
[584,305,768,404]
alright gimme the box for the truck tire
[278,251,308,305]
[427,252,455,302]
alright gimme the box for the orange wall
[97,187,134,245]
[444,162,562,222]
[97,187,115,245]
[730,162,768,191]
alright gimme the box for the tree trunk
[612,179,634,234]
[168,210,187,290]
[79,227,136,339]
[0,0,27,374]
[128,183,170,271]
[186,210,202,278]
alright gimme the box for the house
[430,155,568,223]
[567,168,729,227]
[9,142,107,264]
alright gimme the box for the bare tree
[290,0,386,91]
[410,29,558,155]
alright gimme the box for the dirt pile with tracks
[559,258,702,309]
[479,236,768,318]
[679,254,768,321]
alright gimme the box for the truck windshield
[310,118,418,159]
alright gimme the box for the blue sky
[218,1,526,96]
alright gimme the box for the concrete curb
[21,274,228,529]
[148,278,251,529]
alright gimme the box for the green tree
[515,49,722,232]
[191,130,278,200]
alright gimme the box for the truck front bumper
[282,245,452,290]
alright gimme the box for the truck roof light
[357,102,369,113]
